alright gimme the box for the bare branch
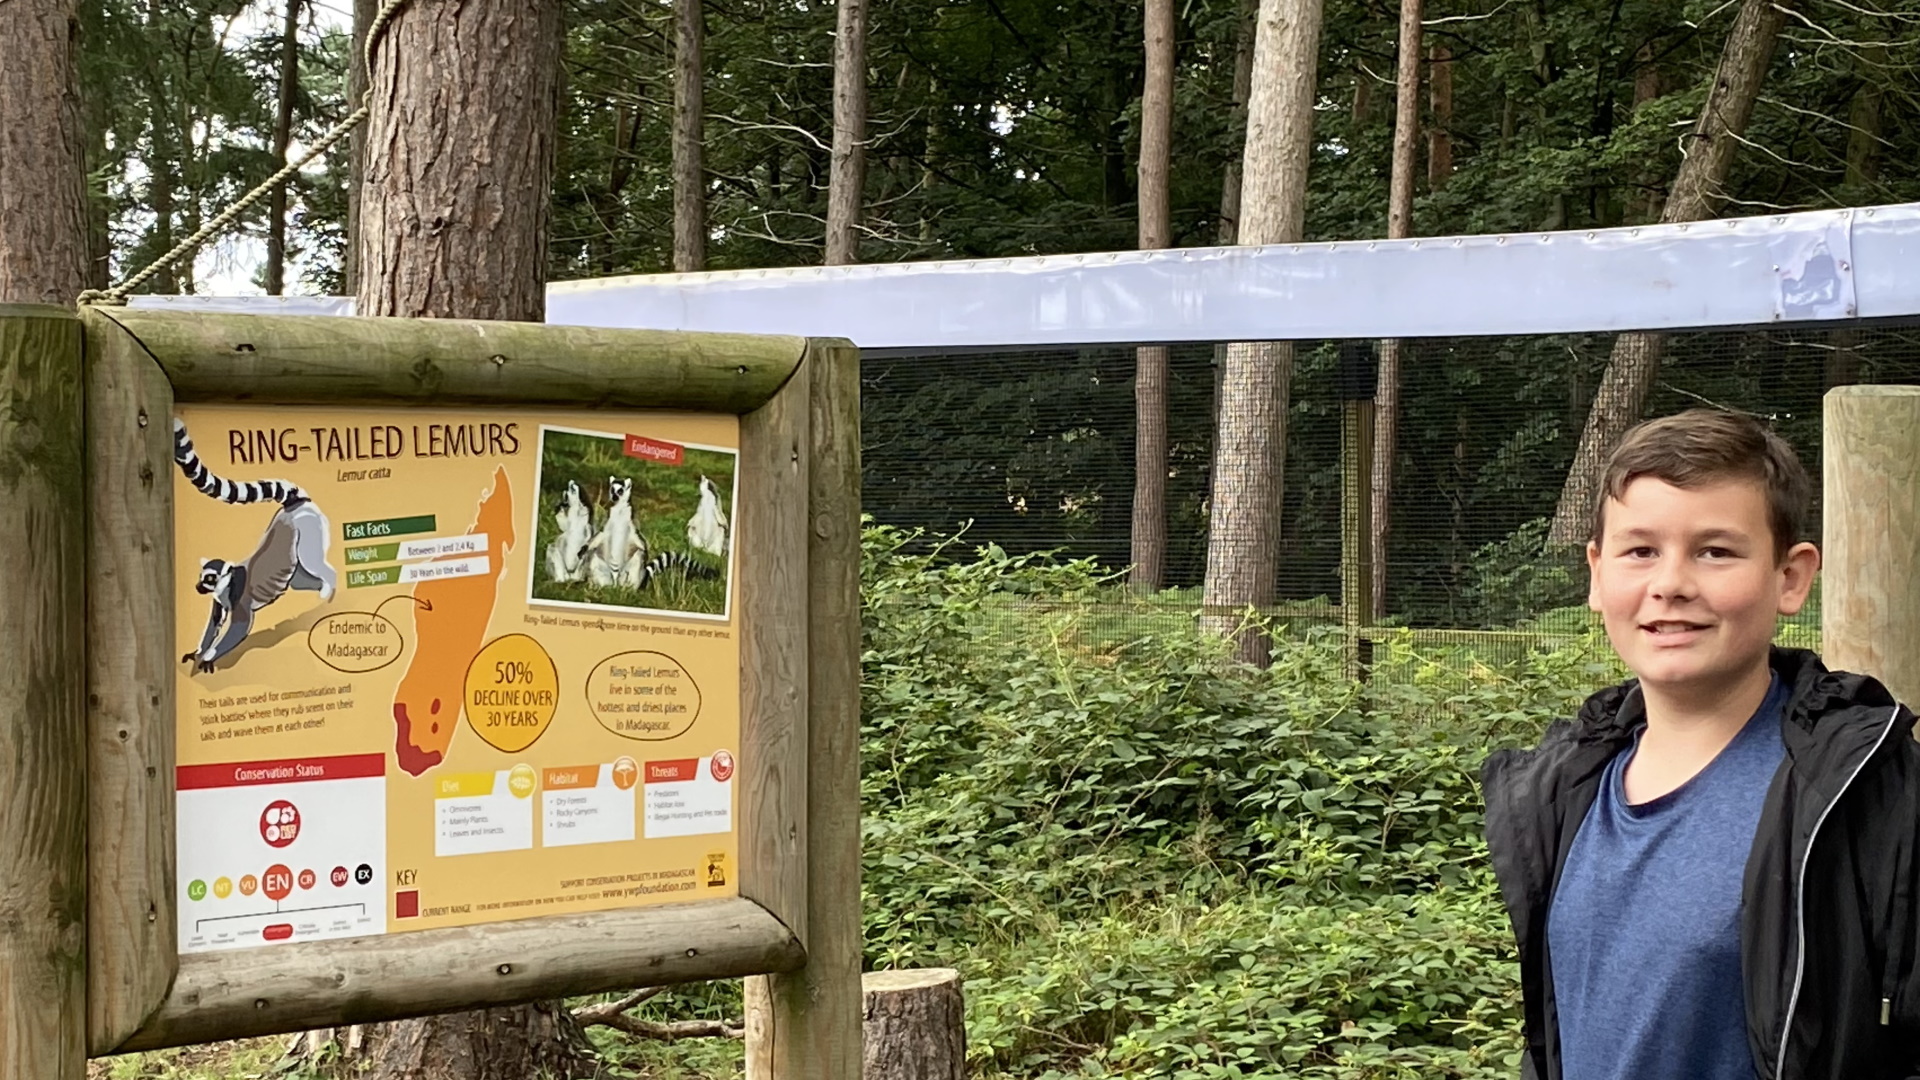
[1759,95,1896,147]
[1423,1,1514,26]
[707,113,831,152]
[1722,127,1839,172]
[590,1014,746,1040]
[571,986,667,1025]
[747,56,834,69]
[1715,192,1821,211]
[1774,5,1902,46]
[1683,0,1743,28]
[1807,0,1920,22]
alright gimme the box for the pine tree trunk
[267,0,302,296]
[0,0,87,305]
[1202,0,1324,666]
[673,0,706,272]
[1826,328,1860,389]
[824,0,867,266]
[357,4,584,1070]
[345,0,375,297]
[149,136,177,294]
[364,1002,597,1080]
[1425,41,1452,192]
[1210,0,1257,485]
[79,1,111,291]
[1371,0,1421,621]
[1216,0,1257,245]
[1627,41,1666,222]
[1548,0,1791,543]
[1131,0,1175,592]
[1350,62,1372,133]
[357,0,560,320]
[1843,43,1885,191]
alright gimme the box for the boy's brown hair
[1591,408,1812,561]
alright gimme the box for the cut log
[861,969,965,1080]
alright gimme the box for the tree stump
[861,969,965,1080]
[363,1002,597,1080]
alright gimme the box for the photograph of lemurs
[530,426,736,618]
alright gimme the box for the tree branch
[590,1014,746,1040]
[570,986,667,1025]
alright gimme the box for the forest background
[23,0,1920,1076]
[88,0,1920,290]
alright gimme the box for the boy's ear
[1776,541,1821,616]
[1586,540,1603,611]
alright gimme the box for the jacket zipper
[1773,705,1904,1079]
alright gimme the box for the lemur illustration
[175,419,337,674]
[686,474,730,558]
[545,479,593,583]
[631,548,720,590]
[586,477,646,587]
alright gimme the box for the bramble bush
[857,523,1620,1079]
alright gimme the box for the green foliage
[83,0,1920,290]
[85,0,350,295]
[1459,519,1587,630]
[856,524,1621,1079]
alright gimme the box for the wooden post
[744,340,864,1079]
[0,304,87,1080]
[1338,343,1375,680]
[82,308,178,1054]
[1823,385,1920,712]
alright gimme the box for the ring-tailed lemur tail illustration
[633,549,720,590]
[174,419,337,674]
[686,474,730,557]
[174,419,308,506]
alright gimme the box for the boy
[1482,409,1920,1080]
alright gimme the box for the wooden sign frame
[59,307,859,1075]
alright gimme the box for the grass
[90,1041,286,1080]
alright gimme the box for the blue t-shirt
[1547,675,1787,1080]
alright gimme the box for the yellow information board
[171,404,740,954]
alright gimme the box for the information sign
[171,405,741,954]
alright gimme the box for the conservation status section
[172,404,742,954]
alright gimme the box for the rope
[81,0,413,307]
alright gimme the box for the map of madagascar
[392,468,515,775]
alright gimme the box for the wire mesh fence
[859,320,1920,677]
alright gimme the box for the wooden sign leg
[743,341,863,1079]
[0,305,87,1080]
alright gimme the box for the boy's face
[1587,476,1819,703]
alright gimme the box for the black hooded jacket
[1482,648,1920,1080]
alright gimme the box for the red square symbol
[395,890,419,918]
